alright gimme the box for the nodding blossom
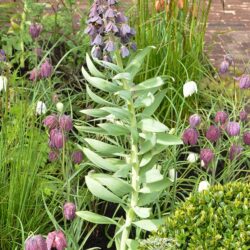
[214,111,228,124]
[235,74,250,89]
[25,235,47,250]
[187,152,198,163]
[59,115,73,132]
[183,81,198,98]
[219,60,229,74]
[85,0,136,61]
[189,114,201,128]
[243,131,250,145]
[182,128,199,145]
[206,125,220,142]
[63,202,76,221]
[29,68,40,81]
[198,180,210,192]
[226,122,240,137]
[0,49,6,62]
[40,60,53,79]
[239,111,248,122]
[29,23,43,39]
[46,231,67,250]
[36,101,47,115]
[168,168,177,182]
[229,144,243,161]
[72,151,83,164]
[0,76,7,92]
[200,148,214,167]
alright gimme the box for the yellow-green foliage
[140,182,250,250]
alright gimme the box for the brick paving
[206,0,250,68]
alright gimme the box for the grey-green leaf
[138,118,169,133]
[98,123,129,136]
[76,211,117,225]
[133,219,164,232]
[131,77,164,91]
[86,53,105,78]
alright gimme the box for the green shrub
[140,182,250,250]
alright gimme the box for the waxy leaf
[131,77,164,91]
[75,125,106,135]
[82,147,118,172]
[86,53,105,78]
[138,118,169,133]
[80,109,109,118]
[86,175,123,203]
[101,107,130,121]
[98,123,129,136]
[140,168,164,184]
[133,219,164,231]
[138,193,160,206]
[77,211,117,225]
[84,138,124,155]
[91,173,132,197]
[156,133,183,146]
[140,178,171,193]
[133,206,151,219]
[82,66,121,93]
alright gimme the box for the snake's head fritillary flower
[239,110,248,122]
[0,76,7,92]
[46,231,67,250]
[243,131,250,145]
[168,168,177,182]
[182,128,199,145]
[25,235,47,250]
[219,60,229,74]
[235,74,250,89]
[200,148,214,167]
[48,150,59,162]
[72,151,83,164]
[229,144,243,161]
[49,129,65,149]
[29,68,40,82]
[59,115,73,132]
[40,60,53,79]
[36,101,47,115]
[206,125,220,142]
[198,180,210,192]
[214,111,228,124]
[226,122,240,136]
[43,115,58,130]
[0,49,6,62]
[189,114,201,128]
[29,23,43,39]
[63,202,76,221]
[183,81,198,98]
[187,152,198,163]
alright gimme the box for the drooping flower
[49,150,59,162]
[29,68,40,81]
[229,144,243,161]
[239,110,248,122]
[206,125,220,142]
[0,49,6,62]
[43,115,58,130]
[72,151,83,164]
[187,152,198,163]
[40,60,53,78]
[226,122,240,136]
[46,231,67,250]
[219,60,229,74]
[200,148,214,167]
[243,131,250,145]
[214,111,228,124]
[183,81,198,98]
[236,74,250,89]
[36,101,47,115]
[0,76,7,92]
[63,202,76,221]
[120,45,130,58]
[198,180,210,192]
[168,168,177,182]
[29,23,43,39]
[25,235,47,250]
[50,129,65,149]
[59,115,73,132]
[182,128,199,145]
[189,114,201,128]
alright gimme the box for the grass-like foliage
[140,181,250,249]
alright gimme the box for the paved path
[206,0,250,68]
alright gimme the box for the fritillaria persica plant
[76,48,182,250]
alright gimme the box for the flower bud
[43,115,58,130]
[243,131,250,145]
[36,101,47,115]
[46,231,67,250]
[187,152,198,163]
[50,129,65,149]
[219,60,229,74]
[236,74,250,89]
[239,111,248,122]
[182,128,199,145]
[229,144,243,161]
[63,202,76,220]
[0,75,7,92]
[206,125,220,142]
[226,122,240,136]
[183,81,198,98]
[72,151,83,164]
[56,102,64,113]
[214,111,228,124]
[40,60,53,79]
[198,180,210,192]
[25,235,47,250]
[29,23,43,39]
[59,115,73,132]
[155,0,165,12]
[200,148,214,167]
[189,114,201,128]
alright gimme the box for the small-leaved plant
[76,47,182,250]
